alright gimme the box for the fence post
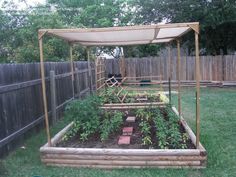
[50,70,57,124]
[75,68,81,98]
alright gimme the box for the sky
[0,0,46,10]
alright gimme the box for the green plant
[167,126,182,148]
[139,117,152,146]
[124,96,136,103]
[147,93,159,102]
[153,108,169,149]
[99,87,120,103]
[152,106,187,149]
[135,109,146,119]
[181,133,189,149]
[63,95,102,142]
[100,111,123,141]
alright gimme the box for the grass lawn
[1,87,236,177]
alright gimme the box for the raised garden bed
[40,97,207,169]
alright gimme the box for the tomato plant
[100,111,123,141]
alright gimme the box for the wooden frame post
[87,47,93,93]
[195,31,200,149]
[120,48,126,80]
[38,33,51,146]
[177,39,181,117]
[75,67,81,98]
[50,70,57,124]
[69,44,75,98]
[168,44,172,104]
[95,57,97,92]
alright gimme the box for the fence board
[105,55,236,81]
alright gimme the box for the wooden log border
[101,102,167,110]
[40,106,207,169]
[100,92,168,110]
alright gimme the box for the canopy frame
[38,22,201,149]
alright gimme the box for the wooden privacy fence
[105,55,236,81]
[0,61,95,157]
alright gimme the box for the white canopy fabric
[39,22,199,46]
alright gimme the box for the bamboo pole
[195,31,200,149]
[38,34,51,146]
[168,44,172,104]
[177,39,181,117]
[95,57,98,92]
[121,54,126,79]
[87,47,93,93]
[69,44,75,98]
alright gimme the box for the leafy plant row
[135,106,189,149]
[63,95,124,142]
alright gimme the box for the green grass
[1,87,236,177]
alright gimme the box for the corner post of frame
[69,43,75,98]
[194,25,200,149]
[176,39,181,117]
[38,30,52,147]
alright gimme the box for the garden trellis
[38,22,205,168]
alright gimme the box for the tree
[131,0,236,55]
[0,3,71,63]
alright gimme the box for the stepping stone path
[122,127,133,136]
[118,136,130,145]
[126,116,136,123]
[118,116,136,145]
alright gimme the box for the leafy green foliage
[153,109,169,149]
[63,95,102,141]
[100,111,123,141]
[63,95,123,142]
[154,106,189,149]
[131,0,236,55]
[136,106,189,149]
[124,97,136,103]
[99,87,120,103]
[139,120,152,146]
[136,108,153,146]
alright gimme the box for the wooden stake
[95,57,98,92]
[87,47,93,93]
[75,68,81,98]
[39,34,51,147]
[120,49,126,79]
[168,44,172,104]
[69,44,75,98]
[50,70,57,124]
[195,32,200,149]
[177,39,181,116]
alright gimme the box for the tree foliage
[0,0,235,63]
[131,0,236,55]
